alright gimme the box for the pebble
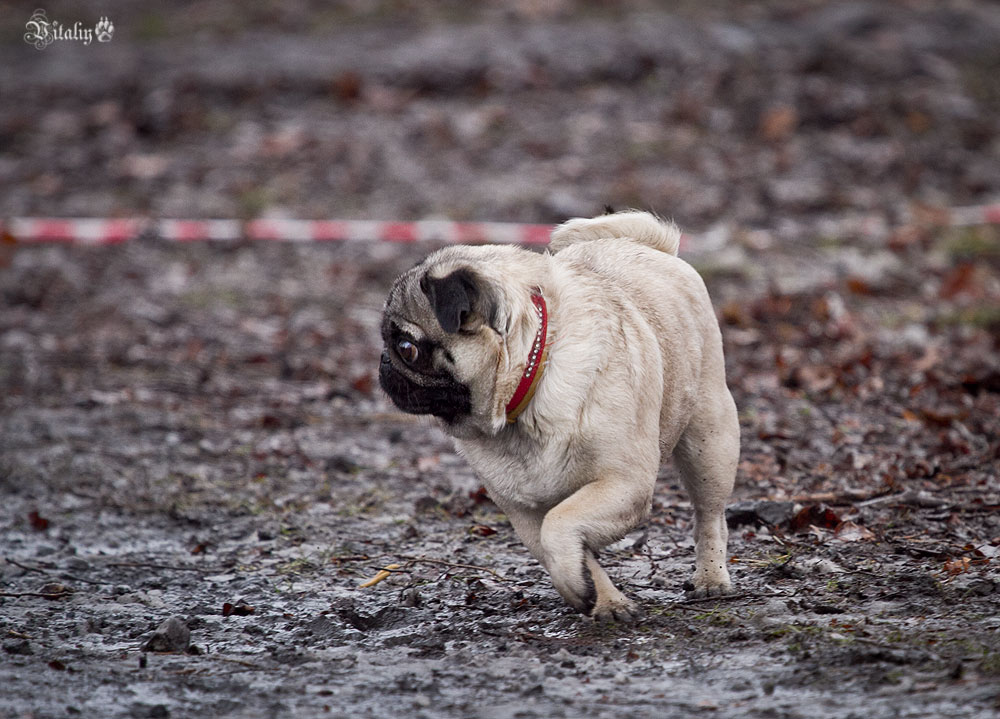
[142,616,191,653]
[3,639,32,656]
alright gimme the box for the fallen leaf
[789,504,841,533]
[222,601,255,617]
[943,557,970,576]
[845,277,873,296]
[833,521,876,542]
[938,262,978,300]
[468,486,493,506]
[351,373,373,395]
[905,109,931,134]
[332,70,362,101]
[28,511,49,531]
[759,104,798,142]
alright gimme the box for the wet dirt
[3,1,1000,716]
[2,234,999,718]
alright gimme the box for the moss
[942,225,1000,262]
[979,652,1000,676]
[939,305,1000,332]
[693,607,736,627]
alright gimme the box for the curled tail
[548,210,680,256]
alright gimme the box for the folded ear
[420,268,500,334]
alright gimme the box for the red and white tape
[0,217,557,246]
[1,203,999,248]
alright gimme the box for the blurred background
[3,4,1000,715]
[2,0,999,236]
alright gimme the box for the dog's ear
[421,268,500,334]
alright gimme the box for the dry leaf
[833,521,876,542]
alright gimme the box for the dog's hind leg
[672,389,739,597]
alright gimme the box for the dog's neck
[504,292,548,424]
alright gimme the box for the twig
[789,489,892,505]
[106,561,221,573]
[5,558,111,586]
[216,656,263,669]
[59,573,110,586]
[358,563,402,588]
[5,558,48,575]
[397,555,513,582]
[0,591,71,599]
[669,591,792,608]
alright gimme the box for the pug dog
[379,210,739,622]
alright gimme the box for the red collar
[505,292,548,424]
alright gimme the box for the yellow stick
[358,563,401,588]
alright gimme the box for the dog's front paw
[591,596,643,624]
[549,568,597,616]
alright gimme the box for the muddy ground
[2,230,999,718]
[3,1,1000,718]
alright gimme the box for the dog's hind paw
[683,580,735,600]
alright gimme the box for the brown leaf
[468,524,497,537]
[231,603,254,616]
[905,109,931,134]
[28,511,50,531]
[351,373,374,395]
[759,105,798,142]
[721,300,752,327]
[332,70,363,102]
[789,504,841,533]
[221,602,253,616]
[833,521,876,542]
[943,557,970,576]
[845,277,872,296]
[938,262,978,300]
[468,486,494,507]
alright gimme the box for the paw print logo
[24,8,54,50]
[95,16,114,43]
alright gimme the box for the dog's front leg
[539,476,651,622]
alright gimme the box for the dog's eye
[396,339,419,365]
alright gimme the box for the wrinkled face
[379,263,497,426]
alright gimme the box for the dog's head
[379,247,526,434]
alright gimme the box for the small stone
[142,616,190,653]
[400,588,422,608]
[3,639,32,655]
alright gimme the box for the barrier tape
[0,217,558,247]
[1,204,998,248]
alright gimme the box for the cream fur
[549,209,681,256]
[384,211,739,621]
